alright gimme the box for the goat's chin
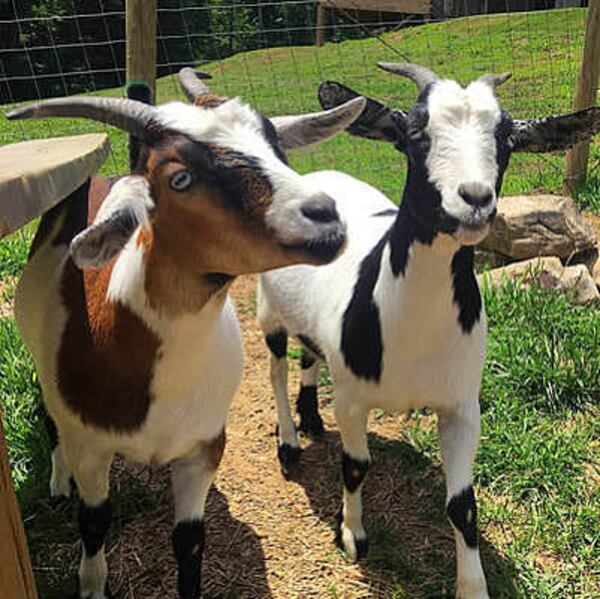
[453,223,490,246]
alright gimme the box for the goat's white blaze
[425,80,501,239]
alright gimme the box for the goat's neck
[110,226,231,320]
[375,189,473,328]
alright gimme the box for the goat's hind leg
[62,440,113,599]
[296,350,324,438]
[264,327,301,474]
[171,429,226,599]
[438,401,488,599]
[45,411,73,498]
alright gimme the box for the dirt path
[25,276,510,598]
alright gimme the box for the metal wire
[0,1,592,186]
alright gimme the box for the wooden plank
[0,134,110,239]
[126,0,157,102]
[318,0,431,14]
[0,417,38,599]
[565,1,600,190]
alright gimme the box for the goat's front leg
[171,429,226,599]
[438,401,488,599]
[335,396,370,561]
[63,441,113,599]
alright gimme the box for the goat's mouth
[281,230,346,263]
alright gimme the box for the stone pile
[476,194,600,304]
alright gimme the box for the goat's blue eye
[170,170,192,191]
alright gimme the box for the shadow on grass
[21,455,272,599]
[287,428,521,598]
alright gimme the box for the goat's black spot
[373,208,398,217]
[44,410,59,449]
[451,247,481,333]
[297,334,325,361]
[447,486,478,548]
[494,111,513,194]
[342,451,369,494]
[277,442,301,476]
[266,329,287,359]
[296,385,324,437]
[172,519,205,599]
[300,350,316,370]
[341,232,388,381]
[29,180,90,259]
[204,272,235,287]
[262,116,288,164]
[79,498,112,557]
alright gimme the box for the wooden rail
[565,1,600,191]
[316,0,431,46]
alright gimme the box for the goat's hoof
[278,443,301,477]
[335,521,368,561]
[298,413,325,438]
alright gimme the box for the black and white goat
[257,63,600,598]
[7,71,365,599]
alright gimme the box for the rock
[480,195,597,260]
[479,257,599,304]
[473,247,511,272]
[560,265,599,304]
[594,258,600,290]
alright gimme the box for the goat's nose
[301,195,339,224]
[458,182,494,208]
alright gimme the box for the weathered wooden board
[0,133,110,239]
[318,0,431,14]
[0,418,38,598]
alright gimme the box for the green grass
[1,7,599,598]
[1,7,598,203]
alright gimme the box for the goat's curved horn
[178,67,211,102]
[6,96,158,141]
[377,62,439,91]
[477,72,512,89]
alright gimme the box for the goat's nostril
[458,183,494,208]
[301,197,338,224]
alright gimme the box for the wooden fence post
[565,1,600,191]
[0,418,38,599]
[316,2,327,47]
[126,0,157,102]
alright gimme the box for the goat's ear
[70,176,153,269]
[318,81,407,145]
[270,96,366,150]
[510,107,600,153]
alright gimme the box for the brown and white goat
[7,72,365,599]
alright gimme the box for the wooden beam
[126,0,157,102]
[318,0,431,14]
[565,1,600,191]
[316,3,327,47]
[0,418,38,599]
[0,134,110,239]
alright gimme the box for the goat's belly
[333,325,486,413]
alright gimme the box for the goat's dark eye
[170,170,193,191]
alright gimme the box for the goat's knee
[447,486,488,599]
[78,499,111,599]
[337,451,369,561]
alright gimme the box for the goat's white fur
[258,169,488,597]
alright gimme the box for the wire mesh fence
[0,1,596,200]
